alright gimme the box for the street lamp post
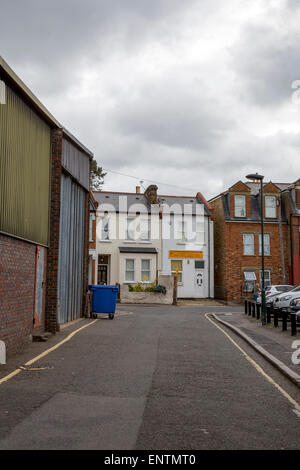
[246,173,266,325]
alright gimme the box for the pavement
[0,304,299,450]
[211,309,300,387]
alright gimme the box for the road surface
[0,305,299,450]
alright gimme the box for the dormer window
[265,196,276,218]
[234,195,246,217]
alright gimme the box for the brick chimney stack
[144,185,158,204]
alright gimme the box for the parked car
[256,285,294,304]
[290,297,300,321]
[266,285,294,296]
[273,285,300,311]
[290,297,300,311]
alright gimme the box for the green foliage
[132,282,144,292]
[127,280,167,294]
[90,158,106,190]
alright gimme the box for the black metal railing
[244,299,299,336]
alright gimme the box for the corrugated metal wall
[0,81,51,245]
[57,172,86,323]
[62,138,90,191]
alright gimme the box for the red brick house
[209,179,300,302]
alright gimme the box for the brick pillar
[82,190,90,317]
[45,128,63,334]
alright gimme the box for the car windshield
[290,285,300,292]
[276,286,294,292]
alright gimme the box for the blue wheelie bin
[89,285,119,319]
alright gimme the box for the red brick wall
[0,234,36,355]
[224,222,288,301]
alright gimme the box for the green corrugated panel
[0,82,51,246]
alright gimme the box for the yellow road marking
[0,320,98,386]
[205,313,300,412]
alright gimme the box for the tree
[90,157,106,190]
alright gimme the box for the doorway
[98,254,110,285]
[194,260,205,298]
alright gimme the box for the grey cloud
[115,79,234,151]
[231,21,300,107]
[1,0,300,200]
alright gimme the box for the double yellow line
[0,320,98,386]
[205,313,300,412]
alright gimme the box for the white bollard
[0,341,6,365]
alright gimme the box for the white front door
[194,269,205,298]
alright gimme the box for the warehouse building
[0,57,92,355]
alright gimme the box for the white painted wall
[161,213,214,298]
[94,210,162,285]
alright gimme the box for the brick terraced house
[209,179,300,302]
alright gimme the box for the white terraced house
[90,184,214,299]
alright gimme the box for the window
[244,271,256,292]
[126,216,150,242]
[265,196,276,218]
[171,260,183,283]
[125,259,135,282]
[195,260,205,269]
[260,270,271,288]
[141,259,151,282]
[175,219,188,242]
[126,217,136,241]
[243,234,254,256]
[259,234,270,256]
[196,221,205,244]
[89,216,93,242]
[234,195,246,217]
[101,216,110,241]
[140,217,150,242]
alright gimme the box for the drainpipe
[290,213,294,285]
[278,199,286,283]
[208,216,211,298]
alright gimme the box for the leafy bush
[127,280,167,294]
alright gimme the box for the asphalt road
[0,305,299,450]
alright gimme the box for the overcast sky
[1,0,300,198]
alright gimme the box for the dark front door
[98,265,108,285]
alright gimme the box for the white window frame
[243,233,254,256]
[243,271,256,292]
[126,217,136,241]
[89,215,94,242]
[196,221,205,244]
[101,216,110,241]
[175,219,188,243]
[125,259,135,283]
[141,259,151,282]
[265,196,276,218]
[234,195,246,217]
[140,217,151,242]
[259,234,270,256]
